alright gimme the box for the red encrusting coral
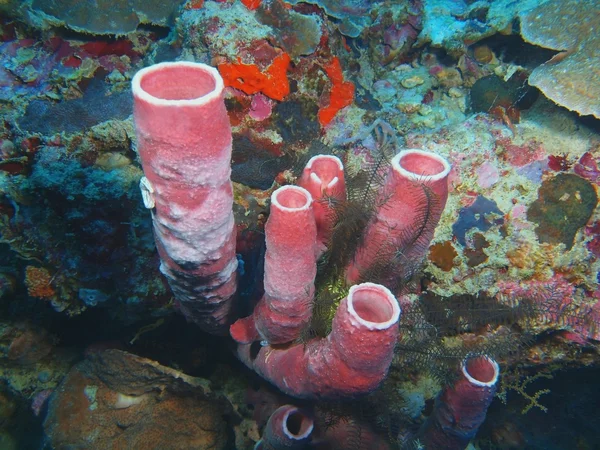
[548,153,571,172]
[7,324,54,364]
[490,104,520,135]
[429,241,458,271]
[0,158,29,175]
[218,53,291,101]
[25,266,55,299]
[494,135,546,167]
[241,0,262,10]
[318,57,355,126]
[185,0,205,9]
[80,39,136,58]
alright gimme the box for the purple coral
[32,389,53,417]
[574,151,600,184]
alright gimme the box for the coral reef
[1,0,600,448]
[18,77,133,134]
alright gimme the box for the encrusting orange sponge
[218,53,291,101]
[318,57,355,126]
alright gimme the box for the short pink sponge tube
[419,355,500,449]
[346,149,451,286]
[297,154,346,252]
[132,62,238,335]
[254,405,314,450]
[237,282,401,399]
[230,185,317,345]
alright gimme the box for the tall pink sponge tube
[346,149,451,286]
[419,355,500,449]
[254,405,314,450]
[132,62,238,335]
[230,185,317,345]
[238,282,401,400]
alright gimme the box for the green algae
[527,173,598,250]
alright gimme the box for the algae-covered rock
[469,75,538,113]
[284,0,372,37]
[44,350,232,449]
[527,173,598,250]
[18,77,132,134]
[0,0,22,17]
[256,0,323,58]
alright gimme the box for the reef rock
[44,349,232,449]
[418,0,539,52]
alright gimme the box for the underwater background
[1,0,600,449]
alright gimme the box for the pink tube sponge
[262,186,317,313]
[231,185,317,345]
[255,405,314,450]
[258,404,393,450]
[346,149,451,286]
[298,154,346,251]
[132,62,238,335]
[238,282,401,399]
[419,355,500,449]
